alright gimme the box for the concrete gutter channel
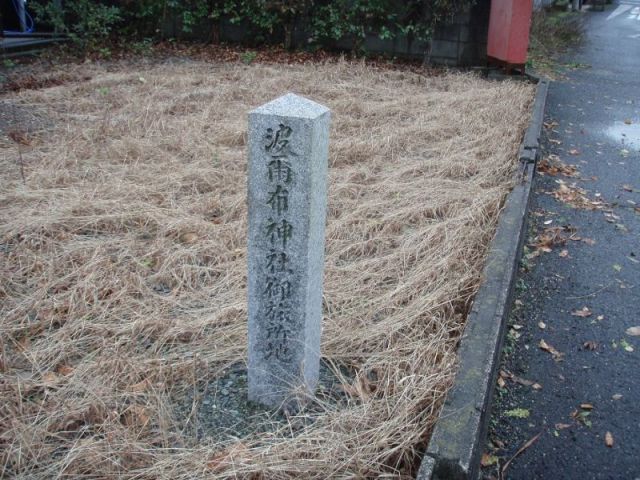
[417,79,549,480]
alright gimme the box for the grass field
[0,58,533,478]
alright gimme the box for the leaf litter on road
[571,307,592,318]
[626,326,640,336]
[529,225,581,257]
[500,369,543,390]
[619,338,634,352]
[537,155,579,177]
[539,339,563,360]
[549,179,608,210]
[571,408,593,428]
[481,453,499,467]
[605,432,614,448]
[505,408,530,419]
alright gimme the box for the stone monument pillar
[247,93,331,408]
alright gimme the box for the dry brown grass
[0,58,533,478]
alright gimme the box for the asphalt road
[484,3,640,479]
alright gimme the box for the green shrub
[31,0,121,49]
[30,0,475,53]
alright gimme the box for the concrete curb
[417,80,549,480]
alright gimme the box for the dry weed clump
[0,59,533,478]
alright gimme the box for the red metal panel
[487,0,533,65]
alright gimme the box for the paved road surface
[484,3,640,479]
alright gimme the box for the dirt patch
[0,59,534,478]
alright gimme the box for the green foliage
[311,0,473,48]
[131,38,155,55]
[30,0,474,53]
[240,50,258,64]
[31,0,121,49]
[311,0,390,49]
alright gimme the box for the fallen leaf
[624,119,632,125]
[597,315,605,321]
[580,403,594,410]
[569,149,580,155]
[512,375,534,387]
[537,155,579,177]
[481,453,499,467]
[497,377,506,388]
[501,432,542,476]
[622,184,635,192]
[532,383,543,390]
[8,129,32,146]
[555,423,572,430]
[571,409,592,427]
[583,341,598,351]
[128,379,152,393]
[42,372,60,386]
[605,431,614,447]
[539,339,563,360]
[612,394,623,400]
[626,326,640,336]
[571,307,592,318]
[56,364,74,376]
[179,232,199,244]
[582,238,596,246]
[550,182,606,210]
[620,338,634,352]
[538,321,546,330]
[505,408,530,419]
[122,405,150,428]
[529,225,576,255]
[493,438,506,449]
[559,249,569,258]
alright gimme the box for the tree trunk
[284,20,294,50]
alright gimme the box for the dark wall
[430,0,491,66]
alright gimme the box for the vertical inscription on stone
[263,124,294,363]
[247,94,330,408]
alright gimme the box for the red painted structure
[487,0,534,72]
